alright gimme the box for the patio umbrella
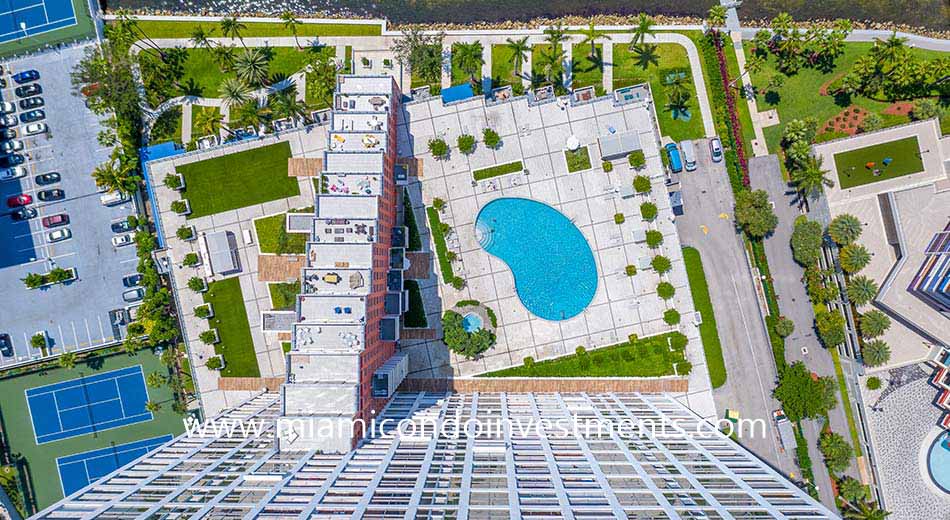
[566,135,580,151]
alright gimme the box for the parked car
[0,166,26,181]
[42,213,69,228]
[111,233,134,247]
[664,143,683,174]
[19,110,44,123]
[47,228,71,243]
[122,287,145,303]
[680,140,698,172]
[14,84,41,98]
[37,188,64,201]
[709,137,723,163]
[1,140,23,153]
[111,219,133,233]
[0,78,6,89]
[35,172,60,185]
[0,115,17,127]
[2,128,17,139]
[12,70,39,84]
[23,122,46,136]
[0,101,15,114]
[11,207,37,220]
[18,97,43,110]
[109,308,128,326]
[0,154,24,167]
[122,273,143,287]
[0,333,11,357]
[6,193,31,207]
[100,191,129,206]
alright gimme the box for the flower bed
[711,34,750,188]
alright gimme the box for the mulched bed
[821,105,868,136]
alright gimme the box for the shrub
[523,356,534,367]
[163,174,181,189]
[183,253,200,267]
[651,255,672,274]
[866,376,882,390]
[176,226,194,240]
[628,150,646,169]
[625,265,636,277]
[633,175,652,193]
[774,362,838,421]
[30,333,46,349]
[48,268,73,283]
[602,160,613,172]
[663,309,681,325]
[819,431,853,474]
[432,198,446,212]
[205,356,223,370]
[645,230,663,249]
[859,309,891,338]
[912,98,943,121]
[614,213,625,225]
[442,310,495,359]
[199,330,218,344]
[670,332,688,350]
[860,112,883,133]
[482,128,501,148]
[23,272,45,289]
[170,200,188,214]
[640,202,658,221]
[194,305,211,319]
[127,322,146,336]
[187,276,205,292]
[816,310,846,347]
[774,316,795,338]
[790,219,823,266]
[657,282,675,299]
[428,138,449,158]
[575,345,587,356]
[457,134,476,154]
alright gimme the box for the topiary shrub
[651,255,672,274]
[774,316,795,338]
[664,309,681,325]
[628,149,646,169]
[614,213,625,225]
[625,265,637,277]
[657,282,675,299]
[633,175,652,193]
[645,230,663,249]
[866,376,881,390]
[428,138,449,158]
[482,128,501,149]
[602,160,613,172]
[457,134,476,154]
[640,202,658,221]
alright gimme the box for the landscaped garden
[490,44,523,90]
[132,19,381,39]
[473,160,523,181]
[403,280,428,327]
[832,136,924,189]
[483,332,691,378]
[269,282,300,310]
[564,146,592,173]
[254,208,312,254]
[570,44,603,91]
[176,141,297,219]
[203,278,261,377]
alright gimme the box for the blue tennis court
[57,435,172,496]
[0,0,77,44]
[26,365,153,444]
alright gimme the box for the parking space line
[96,315,106,343]
[57,324,67,350]
[70,321,79,349]
[83,319,93,349]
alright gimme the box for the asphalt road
[673,141,796,477]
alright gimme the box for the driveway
[673,141,796,476]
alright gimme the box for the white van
[680,140,698,172]
[100,191,130,206]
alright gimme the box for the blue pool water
[462,312,483,332]
[928,431,950,494]
[475,198,597,320]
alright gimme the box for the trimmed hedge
[426,207,464,288]
[473,161,523,181]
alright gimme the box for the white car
[47,228,72,243]
[1,140,23,154]
[0,102,15,114]
[111,233,134,247]
[0,166,26,181]
[0,115,16,127]
[23,122,47,136]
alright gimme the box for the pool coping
[920,427,950,496]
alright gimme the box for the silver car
[47,228,72,243]
[709,137,723,163]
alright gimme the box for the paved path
[674,144,795,476]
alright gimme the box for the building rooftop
[298,294,367,324]
[293,323,366,352]
[307,242,374,269]
[324,150,385,174]
[337,75,393,95]
[302,267,371,296]
[316,194,379,219]
[204,230,240,275]
[328,131,386,153]
[312,216,377,244]
[332,111,388,134]
[322,173,382,196]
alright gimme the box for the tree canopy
[734,189,778,238]
[442,311,495,359]
[773,361,838,421]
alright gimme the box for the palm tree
[280,11,302,49]
[580,20,611,60]
[146,372,167,388]
[666,82,691,113]
[453,41,484,85]
[791,155,834,199]
[145,400,162,413]
[770,12,795,40]
[873,33,907,71]
[862,340,891,368]
[193,107,223,137]
[272,85,309,123]
[92,154,140,194]
[59,352,77,369]
[630,13,655,49]
[633,43,659,70]
[219,77,252,108]
[707,5,728,30]
[859,309,891,338]
[190,25,214,51]
[505,37,530,78]
[234,47,270,87]
[220,16,247,48]
[846,275,879,306]
[543,23,568,49]
[829,214,863,245]
[211,44,236,72]
[840,244,871,274]
[843,500,890,520]
[538,46,566,86]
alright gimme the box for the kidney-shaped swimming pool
[475,198,597,320]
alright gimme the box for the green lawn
[483,332,690,378]
[404,280,428,327]
[176,47,311,98]
[571,44,603,90]
[831,349,863,457]
[612,42,704,142]
[0,0,94,58]
[150,106,183,145]
[190,105,221,141]
[450,42,482,86]
[304,47,337,109]
[269,282,300,311]
[203,278,261,378]
[565,146,592,173]
[0,350,183,510]
[531,44,558,87]
[472,161,523,181]
[133,20,381,39]
[682,247,726,388]
[490,45,522,88]
[254,212,308,254]
[746,42,947,153]
[177,141,298,219]
[832,136,923,188]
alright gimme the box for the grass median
[682,246,727,388]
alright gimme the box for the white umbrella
[566,135,580,151]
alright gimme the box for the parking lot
[0,43,138,366]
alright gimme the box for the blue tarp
[441,83,475,104]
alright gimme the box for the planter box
[202,328,220,345]
[171,174,185,191]
[28,267,78,289]
[180,225,197,242]
[207,354,225,371]
[183,252,202,268]
[173,199,192,216]
[194,303,214,319]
